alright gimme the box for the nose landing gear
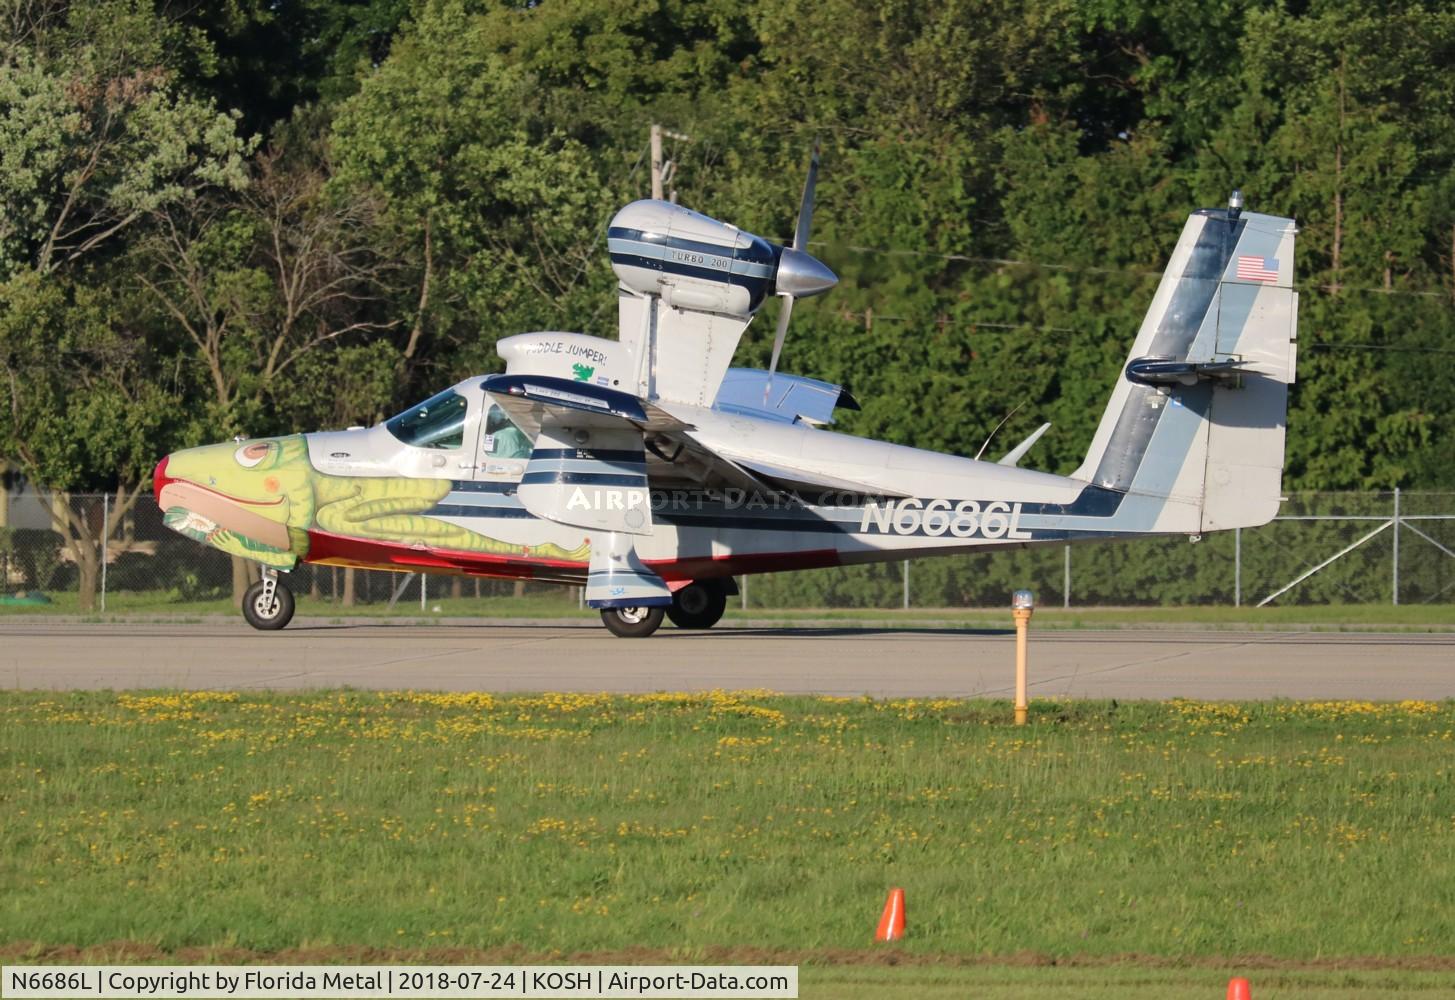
[599,604,666,638]
[242,569,295,630]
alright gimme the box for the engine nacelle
[607,197,837,407]
[608,201,780,317]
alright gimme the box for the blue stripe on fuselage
[531,448,647,464]
[519,471,647,487]
[422,482,1129,541]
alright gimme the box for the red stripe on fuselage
[301,530,840,583]
[645,549,841,581]
[304,530,584,577]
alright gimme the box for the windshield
[385,389,468,449]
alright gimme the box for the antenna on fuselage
[974,401,1027,462]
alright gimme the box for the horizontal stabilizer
[1125,357,1251,386]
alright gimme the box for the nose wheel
[599,605,665,638]
[242,571,295,630]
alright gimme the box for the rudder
[1072,199,1298,534]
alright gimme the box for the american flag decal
[1236,255,1279,282]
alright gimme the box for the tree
[0,264,183,608]
[0,0,250,608]
[138,144,401,602]
[330,1,624,385]
[1207,1,1455,489]
[0,1,250,280]
[141,147,398,436]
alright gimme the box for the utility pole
[650,123,691,202]
[650,124,663,200]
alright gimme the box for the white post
[100,493,110,613]
[741,575,748,611]
[1234,526,1241,608]
[902,560,909,609]
[420,573,427,611]
[1392,487,1400,606]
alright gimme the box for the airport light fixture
[1011,590,1034,725]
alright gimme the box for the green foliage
[330,2,617,381]
[0,1,251,280]
[4,0,1455,503]
[0,0,249,494]
[6,527,65,589]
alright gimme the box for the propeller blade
[764,294,795,400]
[768,146,821,400]
[793,145,820,251]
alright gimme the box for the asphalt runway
[0,620,1450,699]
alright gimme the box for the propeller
[765,145,837,399]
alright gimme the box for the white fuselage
[298,354,1189,585]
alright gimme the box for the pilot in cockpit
[483,403,531,459]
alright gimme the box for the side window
[482,404,531,459]
[385,390,469,449]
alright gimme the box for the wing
[481,374,900,504]
[480,372,902,610]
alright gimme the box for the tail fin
[1072,201,1298,533]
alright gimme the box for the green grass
[3,692,1453,972]
[4,589,1454,631]
[802,966,1455,998]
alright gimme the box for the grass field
[3,692,1453,995]
[5,590,1455,631]
[806,965,1455,998]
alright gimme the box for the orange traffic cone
[1226,977,1252,1000]
[874,888,906,942]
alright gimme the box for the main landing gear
[665,581,729,630]
[242,569,295,630]
[599,580,733,638]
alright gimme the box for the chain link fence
[1,490,1451,613]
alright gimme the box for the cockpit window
[482,404,531,459]
[385,389,468,449]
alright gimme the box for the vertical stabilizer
[1072,202,1298,533]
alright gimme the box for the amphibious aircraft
[153,158,1298,636]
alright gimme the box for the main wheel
[242,578,295,630]
[666,582,727,629]
[600,606,665,638]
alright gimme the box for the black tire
[666,582,728,629]
[242,578,295,631]
[600,606,665,638]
